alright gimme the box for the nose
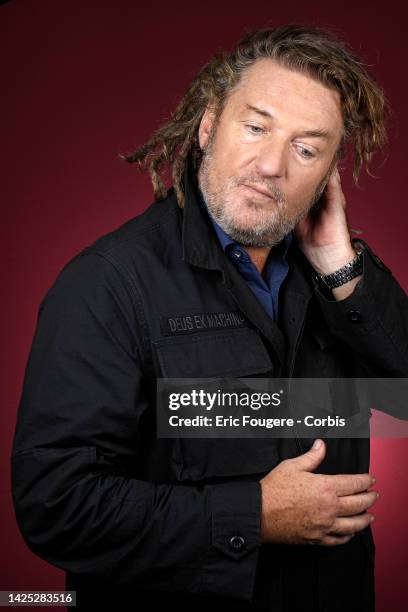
[254,137,288,179]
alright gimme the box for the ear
[198,104,216,151]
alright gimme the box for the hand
[294,166,356,276]
[259,439,378,546]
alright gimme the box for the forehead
[226,57,344,137]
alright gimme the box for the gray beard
[198,147,331,248]
[200,192,304,247]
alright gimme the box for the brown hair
[120,24,390,207]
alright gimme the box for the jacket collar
[181,153,225,271]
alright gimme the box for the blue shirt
[199,190,292,320]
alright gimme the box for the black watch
[315,247,364,290]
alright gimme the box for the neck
[244,246,272,276]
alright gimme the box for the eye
[245,124,265,134]
[296,145,315,159]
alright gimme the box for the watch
[315,247,364,290]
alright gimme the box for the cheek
[212,129,249,174]
[289,176,320,201]
[215,146,240,175]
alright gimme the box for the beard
[198,133,333,248]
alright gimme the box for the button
[347,310,362,322]
[229,535,245,550]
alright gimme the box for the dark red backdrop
[1,1,407,609]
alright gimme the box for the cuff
[203,481,262,602]
[312,239,392,337]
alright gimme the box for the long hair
[120,24,390,207]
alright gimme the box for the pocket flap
[172,437,280,482]
[154,328,273,378]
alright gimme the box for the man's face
[197,58,344,247]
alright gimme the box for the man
[11,24,408,611]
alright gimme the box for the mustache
[234,176,287,204]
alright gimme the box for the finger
[327,165,340,183]
[337,491,379,517]
[327,512,374,536]
[318,533,355,547]
[331,473,375,496]
[326,166,346,207]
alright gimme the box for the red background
[1,1,407,609]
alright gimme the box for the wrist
[309,245,357,276]
[314,243,365,299]
[331,274,363,301]
[259,479,273,543]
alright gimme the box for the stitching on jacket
[367,282,408,370]
[154,329,272,377]
[100,206,179,254]
[153,327,262,347]
[84,250,153,373]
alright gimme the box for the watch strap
[316,248,364,289]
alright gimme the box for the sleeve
[313,238,408,377]
[312,238,408,418]
[10,250,261,602]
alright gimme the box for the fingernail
[372,477,376,484]
[313,439,322,449]
[370,515,375,522]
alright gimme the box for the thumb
[292,439,326,472]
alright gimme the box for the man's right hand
[259,439,379,546]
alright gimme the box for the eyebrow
[244,103,331,140]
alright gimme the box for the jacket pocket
[171,437,281,482]
[153,327,274,378]
[153,327,282,482]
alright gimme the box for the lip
[241,183,274,199]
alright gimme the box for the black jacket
[11,156,408,611]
